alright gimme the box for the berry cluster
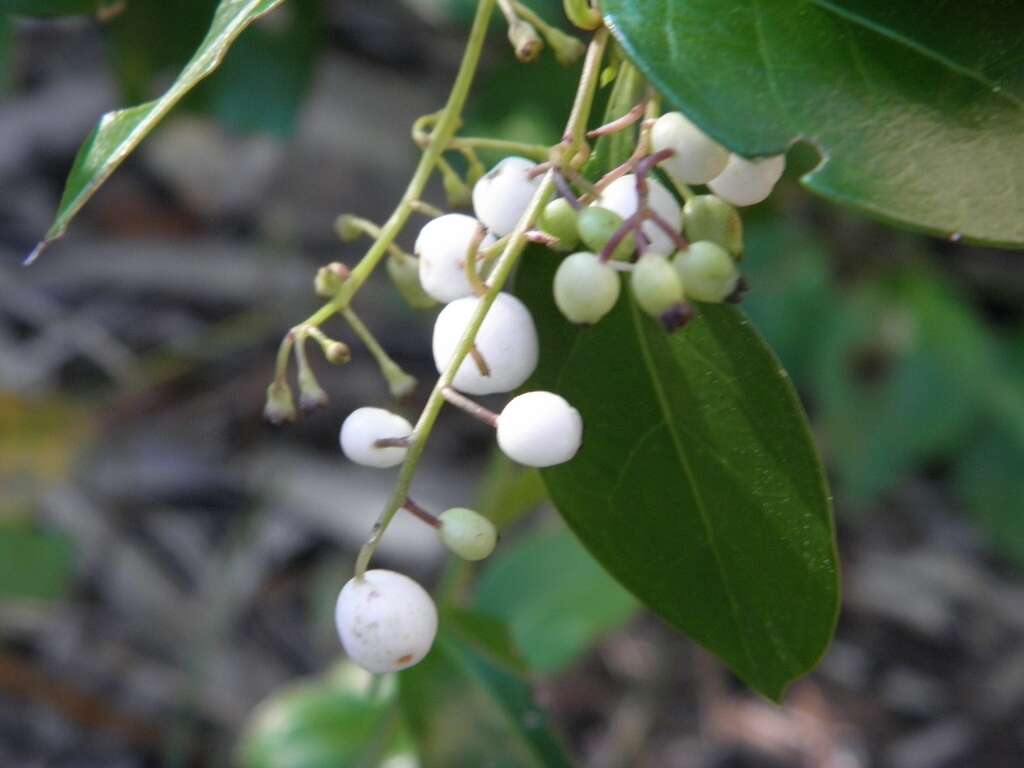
[545,110,784,331]
[269,59,786,674]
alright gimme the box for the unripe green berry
[673,241,739,303]
[631,254,684,317]
[553,252,621,325]
[683,195,743,257]
[577,206,635,261]
[540,198,580,252]
[386,255,437,309]
[439,507,497,561]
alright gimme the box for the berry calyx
[683,195,743,257]
[553,251,621,325]
[540,197,581,252]
[597,174,682,257]
[707,153,786,207]
[438,507,497,561]
[673,241,739,303]
[650,111,729,184]
[340,407,413,468]
[335,569,438,674]
[415,213,496,304]
[432,292,539,395]
[472,156,540,237]
[577,206,635,261]
[496,391,583,467]
[631,253,685,317]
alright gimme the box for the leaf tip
[23,241,47,266]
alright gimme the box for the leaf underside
[27,0,286,264]
[602,0,1024,248]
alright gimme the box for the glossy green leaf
[238,663,413,768]
[517,248,839,700]
[0,15,10,95]
[476,524,638,672]
[602,0,1024,247]
[28,0,287,263]
[0,524,73,600]
[400,614,573,767]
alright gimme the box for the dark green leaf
[0,524,73,600]
[238,663,412,768]
[29,0,287,263]
[400,615,573,767]
[517,247,839,700]
[0,15,10,95]
[602,0,1024,247]
[476,524,638,671]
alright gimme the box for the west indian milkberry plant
[17,0,1024,761]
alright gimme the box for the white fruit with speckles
[335,569,438,674]
[597,174,682,257]
[415,213,495,303]
[707,153,786,207]
[497,391,583,467]
[650,111,729,184]
[340,407,412,468]
[472,156,540,236]
[432,292,538,395]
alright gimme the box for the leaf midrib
[809,0,1024,109]
[627,300,759,678]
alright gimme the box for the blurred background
[2,1,1024,766]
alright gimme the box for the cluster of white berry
[335,157,585,674]
[331,110,785,676]
[543,111,783,330]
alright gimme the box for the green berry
[540,198,580,252]
[387,255,437,309]
[673,241,739,303]
[631,254,684,317]
[577,206,635,261]
[439,508,497,561]
[553,252,621,325]
[683,195,743,257]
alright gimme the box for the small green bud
[334,214,364,243]
[263,379,296,425]
[553,251,621,325]
[683,195,743,257]
[297,366,328,415]
[546,28,586,67]
[325,341,351,365]
[381,361,418,400]
[578,206,635,261]
[314,262,349,297]
[439,507,497,561]
[631,254,684,317]
[540,198,580,252]
[673,241,739,303]
[441,166,470,208]
[508,21,544,63]
[386,255,437,310]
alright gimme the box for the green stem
[449,136,550,161]
[354,29,609,578]
[341,307,416,398]
[293,0,497,333]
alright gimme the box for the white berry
[415,213,496,303]
[496,391,583,467]
[597,174,682,257]
[553,251,621,325]
[650,111,729,184]
[340,407,412,468]
[335,569,438,674]
[707,153,786,207]
[472,156,540,237]
[432,292,538,395]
